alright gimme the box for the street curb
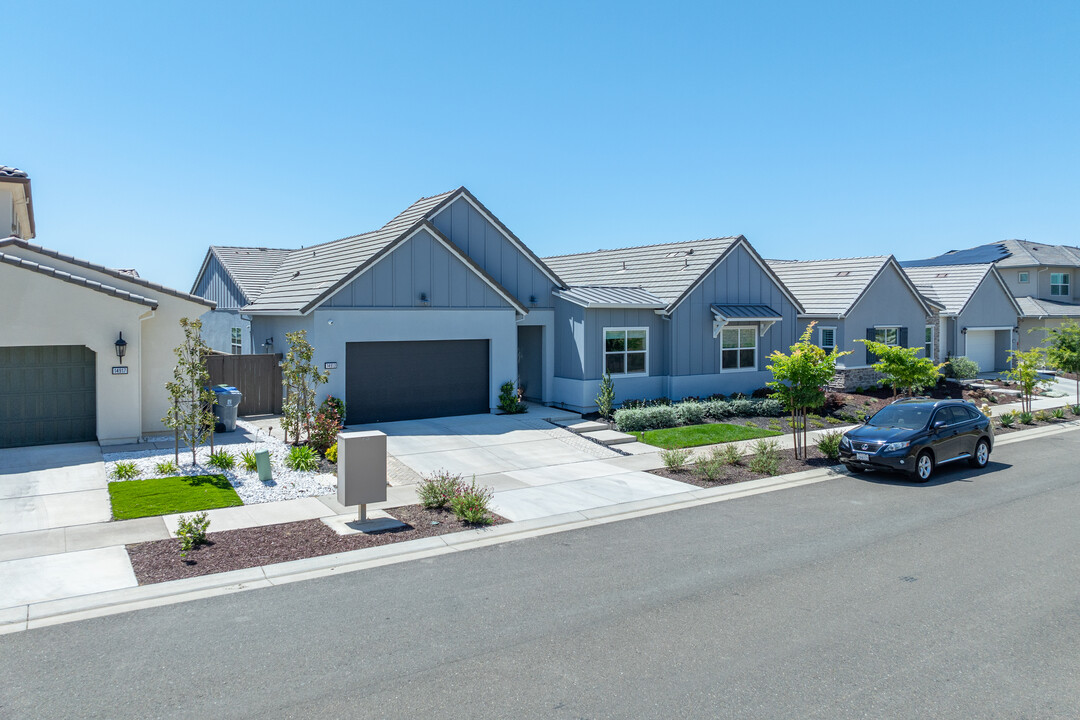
[3,421,1077,635]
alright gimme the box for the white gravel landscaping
[103,419,337,504]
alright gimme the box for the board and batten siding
[554,296,586,380]
[582,308,668,380]
[194,254,246,309]
[325,228,511,310]
[429,196,555,309]
[668,243,798,377]
[843,264,930,366]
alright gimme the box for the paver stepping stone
[581,429,637,446]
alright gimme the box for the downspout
[137,309,156,442]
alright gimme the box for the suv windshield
[868,404,933,430]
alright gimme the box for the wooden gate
[204,353,283,416]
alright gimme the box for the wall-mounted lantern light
[960,327,967,335]
[529,295,538,305]
[114,332,128,364]
[264,337,274,350]
[419,292,429,305]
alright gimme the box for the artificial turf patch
[640,423,782,450]
[109,474,243,520]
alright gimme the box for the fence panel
[204,353,283,416]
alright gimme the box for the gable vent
[935,273,948,278]
[836,271,850,277]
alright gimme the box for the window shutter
[899,327,909,348]
[866,328,877,365]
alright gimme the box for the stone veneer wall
[828,367,886,391]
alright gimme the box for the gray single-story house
[904,264,1023,372]
[543,236,805,411]
[192,187,565,424]
[767,255,940,389]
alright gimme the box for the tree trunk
[790,406,799,459]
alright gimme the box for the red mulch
[127,505,506,585]
[650,446,838,488]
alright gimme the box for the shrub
[755,398,786,417]
[325,442,337,464]
[767,420,783,431]
[596,372,615,419]
[816,430,843,461]
[660,447,692,471]
[240,450,259,472]
[309,408,342,452]
[717,443,742,466]
[319,395,346,422]
[112,461,138,481]
[154,460,178,476]
[1035,410,1050,423]
[825,416,842,425]
[498,381,527,414]
[1072,404,1080,416]
[945,355,980,380]
[748,439,782,475]
[614,405,678,432]
[751,386,772,399]
[697,455,725,482]
[1052,407,1066,420]
[208,450,235,470]
[1019,411,1034,425]
[998,411,1015,428]
[728,398,753,416]
[284,445,319,471]
[674,401,705,425]
[417,470,463,509]
[702,399,732,419]
[176,511,210,558]
[450,478,495,524]
[809,418,825,429]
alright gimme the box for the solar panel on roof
[900,243,1010,267]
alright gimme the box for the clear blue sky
[5,1,1079,291]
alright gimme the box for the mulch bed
[649,446,838,488]
[127,505,507,585]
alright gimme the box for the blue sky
[5,2,1079,291]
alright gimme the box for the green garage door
[0,346,97,448]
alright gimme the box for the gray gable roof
[544,237,739,306]
[903,264,1021,316]
[0,236,213,308]
[195,246,293,304]
[767,255,935,317]
[1016,296,1080,319]
[0,249,158,307]
[553,286,666,309]
[903,239,1080,269]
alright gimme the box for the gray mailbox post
[336,430,388,522]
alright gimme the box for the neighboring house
[191,187,565,425]
[0,165,34,240]
[905,239,1080,351]
[766,256,939,390]
[903,264,1021,372]
[191,246,292,354]
[543,236,804,411]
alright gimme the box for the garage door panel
[965,331,996,373]
[0,345,97,448]
[346,340,489,424]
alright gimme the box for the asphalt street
[3,429,1080,719]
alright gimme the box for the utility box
[336,431,387,514]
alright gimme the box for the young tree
[1005,346,1050,413]
[1042,320,1080,405]
[280,330,329,445]
[162,318,216,466]
[857,340,943,397]
[596,372,616,420]
[768,323,851,459]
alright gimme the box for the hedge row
[613,398,785,433]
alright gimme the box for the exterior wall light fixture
[114,332,128,364]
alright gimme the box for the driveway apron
[0,442,112,535]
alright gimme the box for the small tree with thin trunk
[1005,346,1050,413]
[768,323,850,459]
[162,318,215,466]
[1041,320,1080,405]
[280,330,329,445]
[596,372,616,420]
[857,340,943,397]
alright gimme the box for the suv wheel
[969,438,990,468]
[914,451,934,483]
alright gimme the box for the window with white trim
[604,328,648,375]
[231,327,242,355]
[925,325,933,359]
[874,327,899,346]
[819,327,836,353]
[721,327,757,370]
[1018,271,1029,283]
[1051,272,1070,297]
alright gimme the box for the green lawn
[109,474,243,520]
[639,423,782,450]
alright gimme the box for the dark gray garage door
[0,345,97,448]
[345,340,489,424]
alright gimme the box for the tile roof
[766,256,896,316]
[0,236,213,308]
[902,264,1008,316]
[903,239,1080,269]
[202,246,293,303]
[553,286,666,308]
[0,250,158,308]
[0,166,28,179]
[543,237,741,306]
[1015,296,1080,319]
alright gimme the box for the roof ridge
[767,255,891,265]
[544,236,740,260]
[211,245,293,252]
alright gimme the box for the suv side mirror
[932,418,946,430]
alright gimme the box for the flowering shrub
[417,470,464,509]
[450,478,495,525]
[320,395,346,422]
[309,408,341,452]
[325,442,337,464]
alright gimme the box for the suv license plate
[856,453,870,462]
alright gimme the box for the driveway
[0,442,113,535]
[352,411,693,522]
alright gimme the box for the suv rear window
[868,404,933,430]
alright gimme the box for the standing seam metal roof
[553,286,666,308]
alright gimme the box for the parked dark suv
[839,398,994,482]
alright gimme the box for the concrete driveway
[353,411,693,522]
[0,443,113,535]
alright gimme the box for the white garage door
[965,330,996,373]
